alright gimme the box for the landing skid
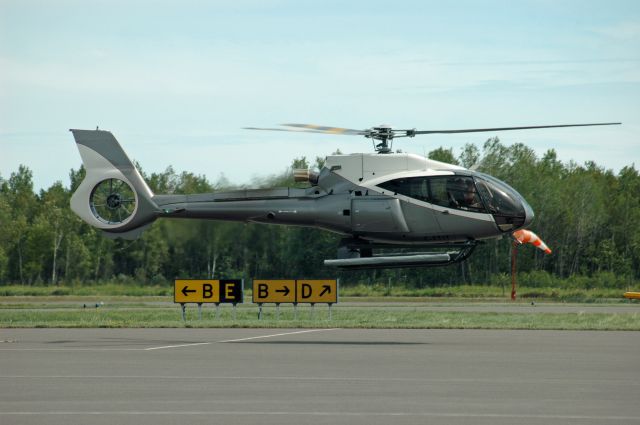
[324,240,477,270]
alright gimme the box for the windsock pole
[511,229,552,301]
[511,242,518,300]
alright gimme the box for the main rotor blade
[281,123,368,135]
[412,122,621,135]
[243,126,327,134]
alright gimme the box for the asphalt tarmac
[1,328,639,425]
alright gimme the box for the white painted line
[0,329,339,351]
[0,348,143,352]
[218,328,339,343]
[1,411,639,420]
[144,342,211,351]
[0,375,637,386]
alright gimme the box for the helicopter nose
[522,199,535,228]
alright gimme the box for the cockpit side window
[428,177,449,207]
[430,176,486,213]
[377,175,486,213]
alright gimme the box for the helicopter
[69,121,619,269]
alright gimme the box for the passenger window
[378,177,429,202]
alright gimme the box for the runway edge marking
[218,328,339,343]
[143,329,339,350]
[145,342,212,351]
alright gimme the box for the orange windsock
[512,229,552,254]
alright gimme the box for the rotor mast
[365,125,417,154]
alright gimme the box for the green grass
[341,284,629,302]
[0,283,632,302]
[0,284,171,297]
[1,304,638,330]
[1,284,638,330]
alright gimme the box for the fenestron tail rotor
[90,178,137,225]
[245,122,621,154]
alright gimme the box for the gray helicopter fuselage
[69,130,533,245]
[152,153,533,245]
[68,125,618,268]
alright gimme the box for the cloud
[594,21,640,40]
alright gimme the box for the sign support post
[180,303,186,322]
[258,303,263,320]
[329,303,333,320]
[197,303,203,320]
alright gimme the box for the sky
[1,0,639,191]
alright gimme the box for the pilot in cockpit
[448,178,483,211]
[462,180,483,210]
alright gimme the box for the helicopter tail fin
[69,129,158,239]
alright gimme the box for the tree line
[1,138,638,289]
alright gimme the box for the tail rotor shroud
[70,129,158,239]
[90,178,137,225]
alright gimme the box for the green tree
[428,147,459,165]
[3,166,37,284]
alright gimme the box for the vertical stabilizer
[69,129,158,239]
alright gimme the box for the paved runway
[1,328,639,424]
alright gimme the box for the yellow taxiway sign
[252,279,338,304]
[252,279,296,303]
[174,279,242,304]
[296,279,338,304]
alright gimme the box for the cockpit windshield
[473,172,527,231]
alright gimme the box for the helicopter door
[351,198,409,233]
[375,176,442,236]
[428,176,498,240]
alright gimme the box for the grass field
[1,295,638,330]
[1,309,639,330]
[0,283,633,302]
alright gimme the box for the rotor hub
[367,126,399,153]
[106,193,122,209]
[89,178,137,225]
